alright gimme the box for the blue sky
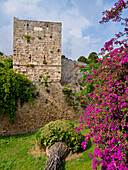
[0,0,125,60]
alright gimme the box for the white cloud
[1,0,92,57]
[0,0,124,60]
[0,24,13,54]
[83,36,90,41]
[66,12,90,39]
[69,28,82,38]
[68,35,102,60]
[4,0,25,15]
[96,0,103,7]
[4,0,45,19]
[103,1,116,11]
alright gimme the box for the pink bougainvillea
[76,0,128,169]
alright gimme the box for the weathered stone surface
[0,82,84,136]
[0,18,88,136]
[61,58,87,85]
[13,17,62,82]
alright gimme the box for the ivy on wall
[0,57,36,123]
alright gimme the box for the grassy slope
[0,125,101,170]
[64,126,101,170]
[0,133,47,170]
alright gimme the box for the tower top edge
[13,17,62,25]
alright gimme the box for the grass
[0,133,48,170]
[63,124,101,170]
[0,124,101,170]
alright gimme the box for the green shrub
[38,73,50,87]
[73,105,78,111]
[36,120,85,153]
[62,87,72,95]
[37,36,41,39]
[43,60,47,64]
[64,84,77,87]
[61,55,68,60]
[24,35,30,42]
[61,55,66,59]
[45,88,50,93]
[0,52,4,56]
[62,88,79,109]
[77,56,87,63]
[0,57,13,69]
[88,52,99,63]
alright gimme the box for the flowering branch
[77,0,128,169]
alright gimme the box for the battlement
[13,17,62,82]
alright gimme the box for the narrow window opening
[29,55,31,62]
[47,24,48,30]
[27,23,29,27]
[43,56,47,64]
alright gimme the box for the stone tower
[13,17,62,82]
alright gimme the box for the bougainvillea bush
[76,0,128,169]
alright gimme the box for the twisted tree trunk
[44,142,69,170]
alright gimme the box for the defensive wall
[0,18,86,136]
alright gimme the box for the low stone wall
[0,83,84,136]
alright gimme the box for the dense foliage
[62,87,72,95]
[76,0,128,169]
[77,53,99,64]
[61,55,66,59]
[36,120,85,153]
[77,56,87,63]
[0,52,4,56]
[88,52,99,63]
[75,59,102,103]
[0,57,36,123]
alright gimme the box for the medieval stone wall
[0,83,84,136]
[0,18,87,136]
[13,17,62,82]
